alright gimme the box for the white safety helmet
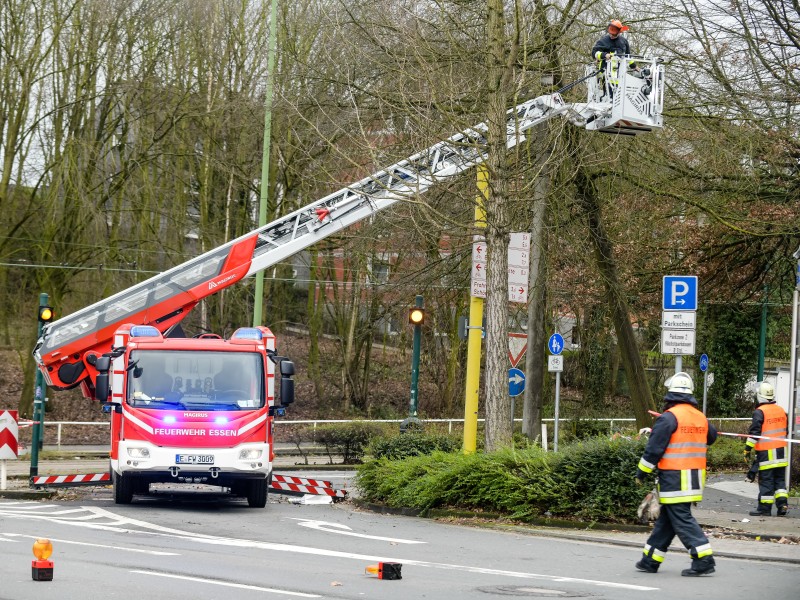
[756,381,774,404]
[665,372,694,394]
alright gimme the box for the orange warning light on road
[32,538,54,581]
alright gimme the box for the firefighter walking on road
[635,372,718,576]
[745,382,789,517]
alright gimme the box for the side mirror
[280,377,295,406]
[95,356,111,402]
[280,360,295,377]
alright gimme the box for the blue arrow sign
[509,368,525,397]
[699,354,709,372]
[548,333,565,355]
[663,275,698,311]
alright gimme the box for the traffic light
[409,306,425,325]
[38,305,55,323]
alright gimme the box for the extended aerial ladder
[35,58,664,393]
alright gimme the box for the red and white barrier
[28,470,347,498]
[0,410,19,491]
[32,473,111,487]
[271,473,347,498]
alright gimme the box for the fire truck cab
[93,324,294,508]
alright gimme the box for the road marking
[2,505,658,592]
[0,537,19,542]
[131,571,321,597]
[3,533,179,556]
[290,518,426,544]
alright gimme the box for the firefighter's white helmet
[756,381,774,404]
[666,372,694,394]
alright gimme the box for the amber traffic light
[38,306,54,323]
[409,307,425,325]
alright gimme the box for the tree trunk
[575,170,656,428]
[522,138,550,440]
[482,0,515,451]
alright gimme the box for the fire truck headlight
[238,449,262,460]
[127,447,151,459]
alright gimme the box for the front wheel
[114,472,134,504]
[246,478,268,508]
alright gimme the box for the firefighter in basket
[635,372,718,576]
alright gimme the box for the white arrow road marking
[131,571,321,598]
[289,518,426,544]
[3,533,179,555]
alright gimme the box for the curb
[0,489,58,500]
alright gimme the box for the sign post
[699,354,709,415]
[548,333,565,452]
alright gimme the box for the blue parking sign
[699,354,708,372]
[663,276,698,311]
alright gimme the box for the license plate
[175,454,214,465]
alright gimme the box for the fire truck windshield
[127,350,264,411]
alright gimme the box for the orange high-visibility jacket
[658,404,708,471]
[754,403,788,451]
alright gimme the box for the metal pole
[787,284,799,490]
[675,355,682,374]
[554,371,561,452]
[409,295,423,417]
[463,165,488,453]
[702,370,708,415]
[253,0,280,327]
[30,292,49,480]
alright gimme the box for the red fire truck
[92,323,294,507]
[34,59,664,502]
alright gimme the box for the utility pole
[253,0,280,326]
[463,166,487,453]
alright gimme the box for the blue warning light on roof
[130,325,161,338]
[231,327,263,340]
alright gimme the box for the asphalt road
[1,474,798,600]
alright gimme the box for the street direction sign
[661,329,696,355]
[548,355,563,372]
[699,354,709,372]
[661,311,696,329]
[508,232,529,304]
[548,333,565,355]
[663,275,698,311]
[471,235,487,298]
[509,368,525,397]
[508,333,528,368]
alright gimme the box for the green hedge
[357,437,649,522]
[368,432,461,460]
[314,421,388,464]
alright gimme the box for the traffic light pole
[30,292,49,480]
[408,295,423,417]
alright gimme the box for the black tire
[246,478,268,508]
[114,472,134,504]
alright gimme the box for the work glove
[743,448,751,465]
[745,471,755,483]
